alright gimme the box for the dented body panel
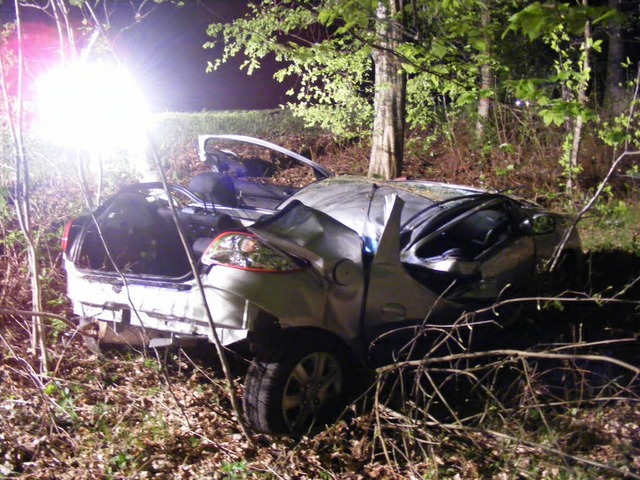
[63,137,581,358]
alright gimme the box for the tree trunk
[566,0,591,194]
[475,5,492,140]
[603,0,625,114]
[1,2,49,372]
[369,0,406,180]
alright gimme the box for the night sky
[116,2,291,112]
[0,1,290,113]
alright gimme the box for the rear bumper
[66,260,252,346]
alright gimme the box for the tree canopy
[205,0,634,179]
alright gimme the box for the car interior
[76,189,243,277]
[401,203,517,294]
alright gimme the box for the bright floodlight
[35,61,149,150]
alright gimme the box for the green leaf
[431,40,448,59]
[540,108,566,127]
[514,80,537,101]
[456,91,477,106]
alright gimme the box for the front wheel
[243,330,351,435]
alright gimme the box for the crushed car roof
[279,175,489,236]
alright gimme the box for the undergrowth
[1,315,638,479]
[0,110,639,478]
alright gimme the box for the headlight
[201,232,300,272]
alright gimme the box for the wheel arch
[248,306,364,364]
[260,326,362,366]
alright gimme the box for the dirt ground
[1,133,639,479]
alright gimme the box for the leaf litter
[1,324,638,479]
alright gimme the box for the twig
[376,349,640,377]
[449,423,640,480]
[0,307,81,331]
[146,134,254,445]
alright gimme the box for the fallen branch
[0,307,80,332]
[376,348,640,377]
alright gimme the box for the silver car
[62,135,581,434]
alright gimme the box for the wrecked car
[62,135,582,434]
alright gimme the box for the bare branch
[376,348,640,377]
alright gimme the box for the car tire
[243,330,350,435]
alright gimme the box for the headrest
[188,172,238,208]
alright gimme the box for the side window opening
[445,208,512,260]
[402,205,516,284]
[410,207,512,262]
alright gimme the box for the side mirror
[521,213,556,235]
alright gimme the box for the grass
[579,199,640,253]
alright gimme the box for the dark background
[0,1,288,112]
[115,1,290,112]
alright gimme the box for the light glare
[35,62,149,150]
